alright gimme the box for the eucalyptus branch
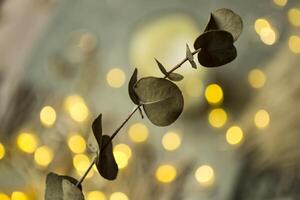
[76,49,201,186]
[45,8,243,199]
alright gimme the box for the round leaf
[134,77,184,126]
[205,8,243,41]
[194,30,237,67]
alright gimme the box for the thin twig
[76,49,200,186]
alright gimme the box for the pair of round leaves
[129,69,184,126]
[45,172,85,200]
[194,8,243,67]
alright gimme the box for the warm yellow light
[0,193,10,200]
[11,192,28,200]
[87,191,106,200]
[195,165,215,187]
[128,123,149,143]
[110,192,128,200]
[254,109,270,129]
[273,0,287,7]
[64,95,89,122]
[114,144,132,159]
[0,142,5,160]
[254,18,270,34]
[106,68,126,88]
[68,134,86,154]
[34,146,54,167]
[208,108,228,128]
[205,84,223,105]
[17,132,38,154]
[162,132,181,151]
[260,27,276,45]
[226,126,244,145]
[288,8,300,27]
[184,78,203,97]
[155,164,177,183]
[40,106,56,127]
[73,154,93,178]
[248,69,266,89]
[113,151,128,169]
[288,35,300,54]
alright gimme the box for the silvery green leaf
[186,44,197,69]
[168,73,184,81]
[134,77,184,126]
[155,58,168,76]
[62,179,84,200]
[205,8,243,41]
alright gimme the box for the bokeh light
[155,164,177,183]
[184,78,203,97]
[128,123,149,143]
[73,154,93,178]
[288,35,300,54]
[248,69,266,89]
[110,192,128,200]
[114,144,132,159]
[64,95,89,122]
[288,8,300,27]
[0,193,9,200]
[87,191,106,200]
[40,106,56,127]
[68,134,86,154]
[106,68,126,88]
[226,126,244,145]
[254,109,270,129]
[273,0,287,7]
[11,192,28,200]
[34,146,54,167]
[195,165,215,187]
[254,18,270,34]
[0,142,5,160]
[78,32,97,53]
[205,84,223,105]
[113,151,128,169]
[161,131,181,151]
[259,27,277,45]
[208,108,228,128]
[17,132,38,154]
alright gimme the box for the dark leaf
[45,172,84,200]
[92,114,102,151]
[155,58,168,76]
[134,77,184,126]
[205,8,243,41]
[194,30,237,67]
[128,68,139,105]
[96,135,118,180]
[168,73,184,81]
[186,44,197,69]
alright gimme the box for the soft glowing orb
[128,123,149,143]
[110,192,128,200]
[288,35,300,54]
[68,134,86,154]
[205,84,223,105]
[11,192,28,200]
[106,68,126,88]
[17,132,38,154]
[248,69,266,89]
[254,109,270,129]
[195,165,215,187]
[288,8,300,27]
[162,131,181,151]
[34,146,54,167]
[208,108,228,128]
[64,95,89,122]
[226,126,244,145]
[40,106,56,127]
[0,142,5,160]
[113,151,128,169]
[155,164,177,183]
[114,144,132,159]
[87,191,106,200]
[254,18,270,34]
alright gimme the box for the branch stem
[76,48,200,187]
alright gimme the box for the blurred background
[0,0,300,199]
